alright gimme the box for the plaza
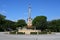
[0,0,60,40]
[0,32,60,40]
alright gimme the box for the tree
[32,16,47,31]
[0,14,6,31]
[4,20,16,31]
[47,19,60,32]
[0,14,16,31]
[0,14,6,20]
[16,19,27,28]
[0,14,6,25]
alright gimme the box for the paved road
[0,32,60,40]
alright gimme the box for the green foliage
[10,31,16,34]
[0,14,6,20]
[0,14,6,26]
[10,32,25,34]
[0,14,6,31]
[4,20,16,30]
[47,19,60,32]
[16,19,27,28]
[38,31,47,34]
[17,32,25,34]
[47,31,51,34]
[0,14,60,32]
[0,14,16,31]
[32,16,47,31]
[30,32,37,34]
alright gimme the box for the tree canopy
[16,19,27,28]
[32,16,47,31]
[0,14,6,20]
[0,14,60,32]
[47,19,60,32]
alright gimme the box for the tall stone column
[27,4,32,28]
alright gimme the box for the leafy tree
[0,14,6,25]
[16,19,27,28]
[0,14,16,31]
[32,16,47,31]
[4,20,16,31]
[0,14,6,20]
[0,14,6,31]
[47,19,60,32]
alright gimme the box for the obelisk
[27,4,32,28]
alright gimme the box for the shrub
[17,32,25,34]
[38,31,47,34]
[47,31,51,34]
[10,31,16,34]
[30,32,37,34]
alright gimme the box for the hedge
[30,32,37,34]
[10,31,16,34]
[38,31,47,34]
[17,32,25,34]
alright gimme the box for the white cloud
[2,10,7,13]
[0,10,7,14]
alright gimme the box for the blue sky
[0,0,60,21]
